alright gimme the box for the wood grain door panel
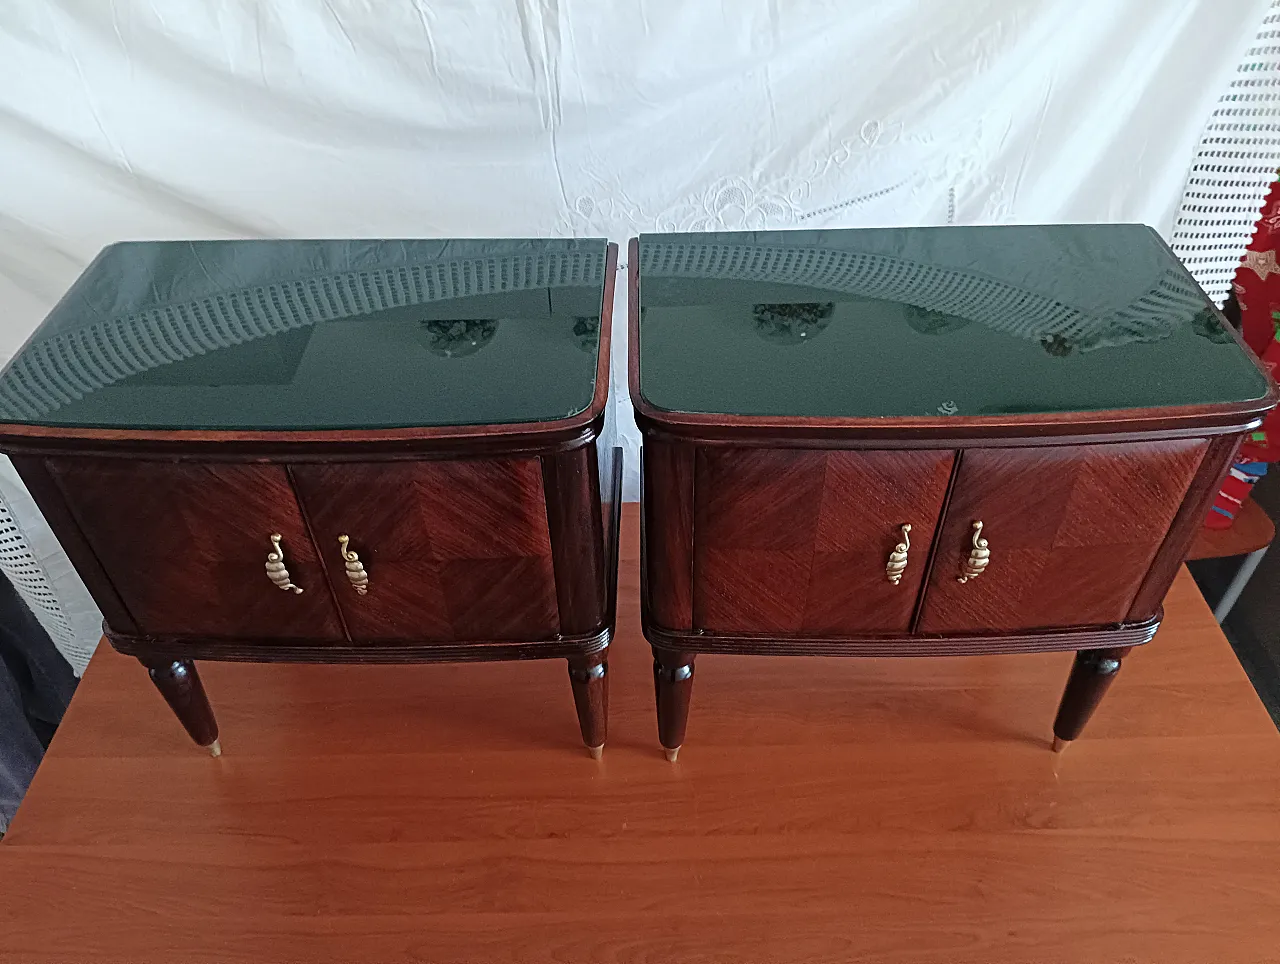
[47,459,344,639]
[693,448,955,634]
[291,459,559,641]
[805,449,957,633]
[916,439,1207,633]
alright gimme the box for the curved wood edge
[106,626,613,665]
[627,236,642,416]
[0,419,607,460]
[603,446,624,638]
[542,445,607,635]
[642,612,1161,658]
[635,413,1260,449]
[0,243,619,457]
[544,443,622,639]
[1129,433,1238,618]
[625,237,1277,445]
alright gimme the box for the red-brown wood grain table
[1188,496,1275,622]
[1188,496,1276,562]
[1,505,1279,964]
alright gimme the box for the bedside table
[0,238,621,758]
[631,226,1278,760]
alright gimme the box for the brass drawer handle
[885,524,911,585]
[958,521,990,583]
[265,533,304,594]
[338,535,369,595]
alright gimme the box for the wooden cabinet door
[47,459,344,639]
[291,459,559,641]
[916,440,1207,633]
[693,448,955,634]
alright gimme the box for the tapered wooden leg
[142,659,220,756]
[1052,647,1129,750]
[653,650,695,761]
[568,654,608,759]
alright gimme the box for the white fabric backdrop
[0,0,1271,671]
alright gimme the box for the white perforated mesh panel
[0,499,86,669]
[1173,1,1280,304]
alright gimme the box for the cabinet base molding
[107,627,613,665]
[643,614,1160,660]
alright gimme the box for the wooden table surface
[1188,496,1275,560]
[3,505,1280,964]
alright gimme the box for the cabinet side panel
[644,436,694,631]
[10,455,137,635]
[542,444,607,635]
[1128,432,1240,619]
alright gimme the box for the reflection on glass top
[0,238,608,430]
[638,226,1270,419]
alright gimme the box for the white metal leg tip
[587,744,604,760]
[664,746,680,762]
[1051,736,1068,753]
[206,739,222,758]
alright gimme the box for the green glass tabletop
[638,226,1271,419]
[0,238,608,431]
